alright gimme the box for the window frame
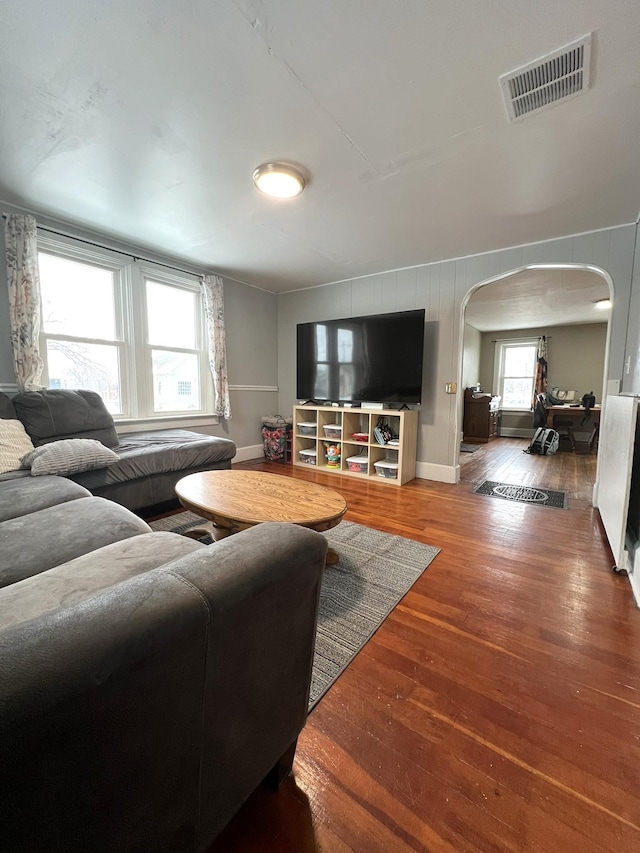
[37,234,215,425]
[493,338,539,412]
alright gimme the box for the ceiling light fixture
[253,162,307,199]
[594,298,612,310]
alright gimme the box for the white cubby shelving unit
[293,405,418,486]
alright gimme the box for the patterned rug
[149,512,440,710]
[473,479,566,509]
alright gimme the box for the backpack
[524,427,559,455]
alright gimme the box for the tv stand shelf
[293,405,418,485]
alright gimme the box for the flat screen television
[296,309,425,405]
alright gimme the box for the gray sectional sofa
[0,388,236,515]
[0,471,327,852]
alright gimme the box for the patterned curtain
[4,214,44,392]
[201,273,231,419]
[533,334,548,406]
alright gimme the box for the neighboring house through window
[494,339,538,410]
[37,234,212,420]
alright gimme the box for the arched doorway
[456,264,614,494]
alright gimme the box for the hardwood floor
[208,438,640,853]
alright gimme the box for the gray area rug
[149,512,440,710]
[460,443,481,453]
[473,479,566,509]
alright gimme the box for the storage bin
[299,449,317,465]
[346,454,368,473]
[373,459,398,479]
[350,432,368,443]
[322,424,342,439]
[298,421,317,435]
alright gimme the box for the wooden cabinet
[293,405,418,485]
[463,389,502,443]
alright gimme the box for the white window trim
[493,337,538,412]
[37,233,218,428]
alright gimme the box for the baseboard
[234,443,265,463]
[0,382,18,395]
[234,447,460,483]
[416,461,460,484]
[629,570,640,609]
[499,427,533,438]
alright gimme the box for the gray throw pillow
[21,438,119,477]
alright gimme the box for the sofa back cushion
[0,392,17,420]
[12,389,120,449]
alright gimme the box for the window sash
[494,340,538,411]
[37,235,212,421]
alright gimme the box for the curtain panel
[201,273,231,419]
[533,334,548,406]
[4,213,44,392]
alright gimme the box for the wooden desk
[545,405,601,429]
[545,405,601,452]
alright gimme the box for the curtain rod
[2,213,203,279]
[491,336,552,342]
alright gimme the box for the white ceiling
[1,0,639,294]
[464,267,610,331]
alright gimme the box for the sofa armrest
[162,522,328,848]
[0,522,327,853]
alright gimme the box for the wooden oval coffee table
[175,470,347,564]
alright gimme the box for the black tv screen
[296,309,425,404]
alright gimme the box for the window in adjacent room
[495,339,538,410]
[37,235,212,420]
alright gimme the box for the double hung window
[37,235,212,421]
[494,340,538,410]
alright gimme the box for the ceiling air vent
[499,33,592,121]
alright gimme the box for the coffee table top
[175,470,347,532]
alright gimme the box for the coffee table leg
[183,521,234,542]
[325,547,339,565]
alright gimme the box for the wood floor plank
[206,439,640,852]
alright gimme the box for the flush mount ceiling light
[594,298,612,310]
[253,163,307,199]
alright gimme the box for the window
[495,340,538,410]
[37,235,213,421]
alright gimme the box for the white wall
[278,225,637,482]
[624,231,640,394]
[462,323,482,392]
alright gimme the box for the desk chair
[552,414,577,452]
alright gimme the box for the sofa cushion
[0,419,34,474]
[0,392,17,419]
[69,429,236,487]
[0,496,151,587]
[12,389,120,448]
[21,438,119,477]
[0,474,91,523]
[0,531,205,630]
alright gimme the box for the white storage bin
[374,459,398,479]
[346,454,368,473]
[299,448,318,465]
[322,423,342,439]
[298,421,317,435]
